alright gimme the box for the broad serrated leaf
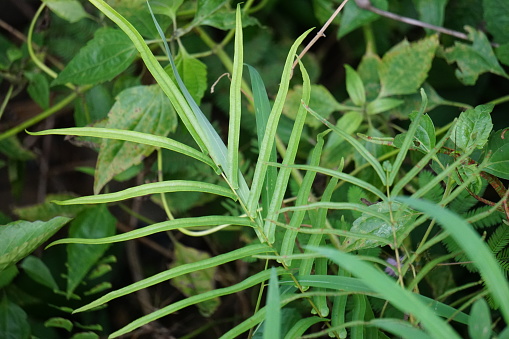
[25,72,50,109]
[343,201,417,251]
[451,104,493,151]
[67,205,116,297]
[0,217,71,272]
[379,35,439,97]
[0,296,30,339]
[483,0,509,44]
[201,9,259,30]
[52,27,137,86]
[338,0,388,38]
[14,194,89,221]
[191,0,228,26]
[442,27,509,85]
[169,242,219,317]
[20,256,59,290]
[95,85,177,193]
[42,0,89,23]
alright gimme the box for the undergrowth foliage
[1,0,509,338]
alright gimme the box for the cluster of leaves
[1,0,509,338]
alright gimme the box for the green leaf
[483,0,509,43]
[412,0,447,34]
[442,27,509,85]
[343,201,417,251]
[201,9,259,30]
[117,4,172,39]
[165,51,208,105]
[284,317,327,339]
[323,111,363,166]
[94,85,177,193]
[338,0,388,38]
[451,104,493,151]
[0,296,30,339]
[379,35,439,97]
[20,256,59,290]
[264,267,281,339]
[25,72,50,109]
[191,0,228,26]
[74,84,114,126]
[52,27,137,86]
[14,193,89,221]
[345,64,366,106]
[44,317,73,332]
[394,111,436,153]
[150,0,184,19]
[370,319,432,339]
[366,97,403,115]
[496,43,509,66]
[0,136,35,161]
[468,298,491,339]
[485,143,509,180]
[42,0,89,23]
[169,242,219,317]
[0,266,18,289]
[70,332,99,339]
[54,180,236,205]
[84,282,112,295]
[66,205,116,297]
[398,197,509,324]
[0,217,71,272]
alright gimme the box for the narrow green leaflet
[264,268,281,339]
[42,0,89,23]
[338,0,388,38]
[28,128,216,172]
[483,0,509,44]
[52,180,237,205]
[20,256,59,291]
[94,85,177,193]
[52,27,137,86]
[44,318,73,332]
[345,64,366,106]
[451,104,493,152]
[169,242,219,317]
[164,50,208,105]
[343,201,418,251]
[47,216,254,246]
[442,27,509,85]
[73,244,273,313]
[67,205,116,297]
[0,296,30,339]
[0,217,71,272]
[370,319,432,339]
[378,35,439,97]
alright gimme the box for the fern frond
[464,205,504,229]
[487,224,509,254]
[419,170,444,203]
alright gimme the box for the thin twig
[291,0,349,73]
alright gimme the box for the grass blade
[47,216,255,246]
[74,244,274,313]
[264,267,281,339]
[227,4,243,189]
[247,28,313,217]
[263,59,311,243]
[108,268,286,338]
[307,247,462,339]
[28,127,218,172]
[397,197,509,324]
[52,180,236,205]
[369,319,433,339]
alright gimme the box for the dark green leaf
[0,217,71,272]
[151,0,184,19]
[66,205,116,297]
[442,27,509,85]
[14,194,89,221]
[52,27,137,86]
[412,0,447,33]
[379,35,439,97]
[483,0,509,43]
[44,317,73,332]
[485,144,509,180]
[345,64,366,106]
[0,265,18,289]
[20,255,59,290]
[0,296,29,339]
[95,85,177,194]
[25,72,50,109]
[74,84,114,126]
[70,332,99,339]
[496,43,509,66]
[169,242,219,317]
[42,0,89,23]
[468,298,491,339]
[191,0,228,26]
[338,0,388,38]
[451,104,493,151]
[201,9,259,30]
[0,137,35,161]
